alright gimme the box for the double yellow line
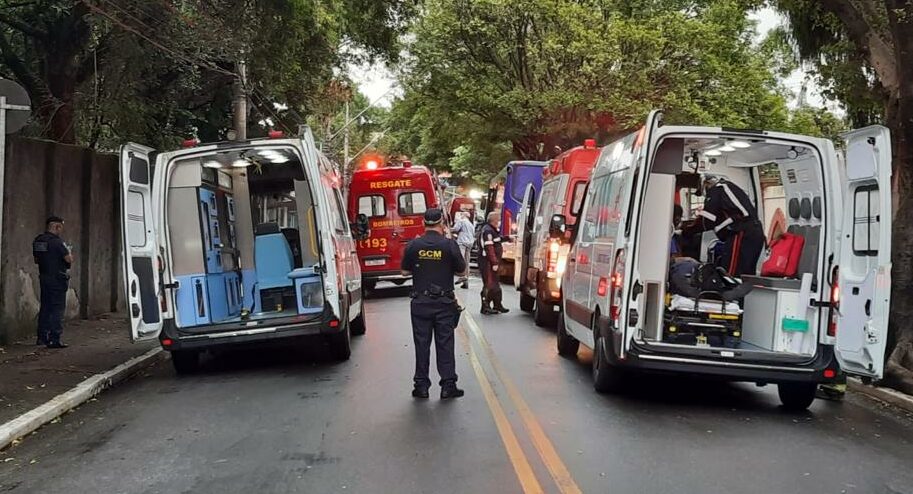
[459,309,583,494]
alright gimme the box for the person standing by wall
[32,216,73,348]
[451,212,475,289]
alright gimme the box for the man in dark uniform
[32,216,73,348]
[401,208,466,399]
[681,174,765,276]
[478,211,509,315]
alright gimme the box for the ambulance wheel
[534,299,558,328]
[777,382,817,410]
[592,324,623,393]
[351,305,367,336]
[520,293,535,312]
[171,350,200,375]
[556,315,579,357]
[329,322,352,361]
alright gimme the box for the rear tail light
[546,240,560,278]
[597,277,609,297]
[329,319,340,328]
[161,338,173,347]
[504,209,513,236]
[828,266,840,337]
[609,250,626,324]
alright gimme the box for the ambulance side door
[835,125,892,379]
[119,143,164,342]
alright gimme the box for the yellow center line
[462,311,584,494]
[459,327,545,494]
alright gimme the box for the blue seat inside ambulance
[254,223,295,290]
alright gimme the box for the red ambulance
[517,139,600,327]
[347,159,443,291]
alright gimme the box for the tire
[364,280,377,291]
[171,350,200,375]
[534,299,559,328]
[592,321,623,393]
[520,293,535,312]
[329,322,352,361]
[777,382,817,410]
[556,315,579,357]
[351,303,367,336]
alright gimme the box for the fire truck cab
[517,140,600,328]
[347,160,443,291]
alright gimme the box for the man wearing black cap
[401,208,466,399]
[32,216,74,348]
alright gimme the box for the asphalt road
[2,279,913,494]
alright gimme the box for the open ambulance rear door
[119,143,164,342]
[835,126,892,379]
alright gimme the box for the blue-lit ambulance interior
[165,146,325,330]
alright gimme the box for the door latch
[163,281,180,290]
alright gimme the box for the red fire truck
[517,139,600,327]
[347,157,443,291]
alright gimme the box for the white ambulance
[559,110,892,409]
[119,128,367,373]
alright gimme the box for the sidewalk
[0,315,157,426]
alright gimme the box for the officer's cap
[423,208,444,226]
[46,215,64,226]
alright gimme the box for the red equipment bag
[760,232,805,278]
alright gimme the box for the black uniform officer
[401,208,467,399]
[32,216,73,348]
[681,175,766,276]
[478,211,509,315]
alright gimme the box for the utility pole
[232,59,248,140]
[343,101,350,175]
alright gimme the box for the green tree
[772,0,913,392]
[0,0,414,146]
[389,0,826,182]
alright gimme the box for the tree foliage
[0,0,414,147]
[388,0,830,179]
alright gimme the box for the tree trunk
[883,92,913,394]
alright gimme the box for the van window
[570,181,587,216]
[596,173,624,239]
[535,179,561,232]
[580,176,607,243]
[327,188,349,233]
[358,195,386,217]
[399,192,428,215]
[853,185,880,255]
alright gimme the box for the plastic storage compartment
[289,268,324,315]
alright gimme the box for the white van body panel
[834,126,892,379]
[119,143,164,342]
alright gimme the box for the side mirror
[352,213,370,240]
[548,214,567,238]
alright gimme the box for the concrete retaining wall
[1,137,123,344]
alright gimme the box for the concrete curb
[0,347,164,450]
[849,378,913,414]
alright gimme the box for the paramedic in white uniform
[681,174,765,276]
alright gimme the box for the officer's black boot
[412,387,430,399]
[440,386,465,399]
[493,291,510,314]
[480,291,496,315]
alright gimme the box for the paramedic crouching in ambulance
[681,174,765,276]
[402,208,466,400]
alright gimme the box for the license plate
[365,259,385,266]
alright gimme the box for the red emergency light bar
[182,138,200,148]
[584,138,596,149]
[268,130,285,139]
